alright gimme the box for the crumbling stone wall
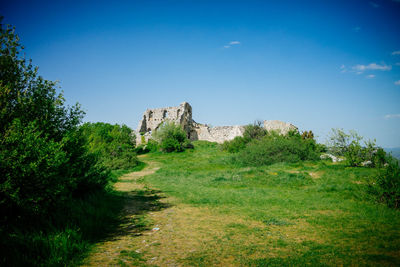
[192,123,245,143]
[136,102,193,144]
[263,120,297,135]
[135,102,298,144]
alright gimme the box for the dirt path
[81,157,165,266]
[81,156,259,266]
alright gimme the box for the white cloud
[229,41,240,45]
[369,2,379,8]
[223,41,240,49]
[384,114,400,119]
[395,80,400,85]
[366,74,375,78]
[392,51,400,55]
[352,63,392,72]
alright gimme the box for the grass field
[132,141,399,266]
[82,140,400,266]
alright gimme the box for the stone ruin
[136,102,298,144]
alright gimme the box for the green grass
[109,160,146,182]
[143,141,400,266]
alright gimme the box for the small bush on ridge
[221,121,266,153]
[369,155,400,208]
[221,136,247,153]
[153,122,192,152]
[243,120,267,140]
[328,129,387,167]
[234,130,320,166]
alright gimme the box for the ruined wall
[192,123,245,143]
[136,102,193,144]
[135,102,298,144]
[263,120,298,135]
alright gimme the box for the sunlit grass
[141,141,400,266]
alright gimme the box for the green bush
[221,136,247,153]
[221,121,266,153]
[370,156,400,208]
[147,139,159,152]
[327,128,364,157]
[233,131,320,166]
[346,140,365,167]
[135,144,150,154]
[80,122,138,170]
[153,122,192,152]
[243,120,267,140]
[134,139,159,154]
[328,129,387,167]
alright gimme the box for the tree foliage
[153,122,192,152]
[327,128,387,167]
[80,122,138,170]
[0,20,108,226]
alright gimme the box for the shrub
[347,140,387,168]
[146,139,159,151]
[328,129,387,167]
[234,131,320,166]
[301,130,314,140]
[153,122,192,152]
[243,120,267,140]
[135,144,150,154]
[80,122,138,170]
[221,121,266,153]
[346,140,365,167]
[370,155,400,208]
[221,136,247,153]
[135,139,159,154]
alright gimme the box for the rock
[361,160,373,167]
[320,153,344,163]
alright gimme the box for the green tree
[0,19,108,225]
[80,122,138,169]
[153,122,191,152]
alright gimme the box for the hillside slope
[83,141,400,266]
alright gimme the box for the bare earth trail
[81,155,263,266]
[82,156,309,266]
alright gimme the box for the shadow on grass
[99,188,171,242]
[0,185,171,266]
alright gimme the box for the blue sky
[1,0,400,147]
